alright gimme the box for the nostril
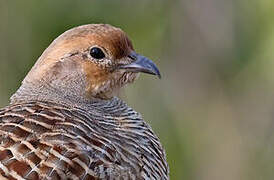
[127,54,136,60]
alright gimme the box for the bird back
[0,98,169,179]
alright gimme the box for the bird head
[20,24,161,101]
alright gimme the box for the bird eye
[90,47,105,59]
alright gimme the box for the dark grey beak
[118,52,161,79]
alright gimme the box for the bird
[0,24,169,179]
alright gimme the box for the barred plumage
[0,99,168,179]
[0,24,169,179]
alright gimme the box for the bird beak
[118,52,161,79]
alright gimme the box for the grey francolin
[0,24,169,179]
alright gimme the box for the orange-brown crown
[55,24,134,60]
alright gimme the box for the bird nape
[0,24,169,180]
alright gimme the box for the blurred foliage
[1,0,274,179]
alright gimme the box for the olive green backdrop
[1,0,274,179]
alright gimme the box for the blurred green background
[1,0,274,179]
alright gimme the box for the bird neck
[10,81,128,113]
[10,60,105,108]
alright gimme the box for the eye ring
[90,47,105,59]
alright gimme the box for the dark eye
[90,47,105,59]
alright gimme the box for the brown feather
[2,24,169,179]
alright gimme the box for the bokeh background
[1,0,274,179]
